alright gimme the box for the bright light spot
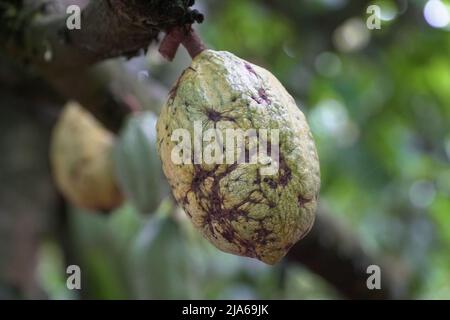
[379,10,397,21]
[424,0,450,28]
[312,100,348,135]
[310,99,359,147]
[376,1,398,21]
[44,49,53,62]
[333,18,371,52]
[409,180,436,208]
[315,52,342,77]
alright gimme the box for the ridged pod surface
[157,50,320,264]
[51,102,123,211]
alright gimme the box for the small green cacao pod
[50,102,123,211]
[129,210,200,299]
[156,50,320,265]
[70,205,140,299]
[114,112,165,214]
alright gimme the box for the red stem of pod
[159,26,206,61]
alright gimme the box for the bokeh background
[0,0,449,299]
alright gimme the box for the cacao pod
[50,102,123,211]
[113,112,165,214]
[129,206,200,299]
[70,205,139,299]
[157,50,320,265]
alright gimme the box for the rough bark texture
[2,0,203,70]
[1,0,202,131]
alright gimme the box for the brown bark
[2,0,203,71]
[1,0,202,131]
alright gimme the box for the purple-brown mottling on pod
[157,50,320,264]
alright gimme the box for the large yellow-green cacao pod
[114,112,165,214]
[50,102,123,211]
[156,50,320,265]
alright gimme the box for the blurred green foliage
[38,0,450,299]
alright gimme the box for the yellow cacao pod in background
[114,112,167,214]
[50,102,123,211]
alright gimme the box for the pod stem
[159,26,206,61]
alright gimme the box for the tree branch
[1,0,193,131]
[286,209,409,299]
[2,0,203,71]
